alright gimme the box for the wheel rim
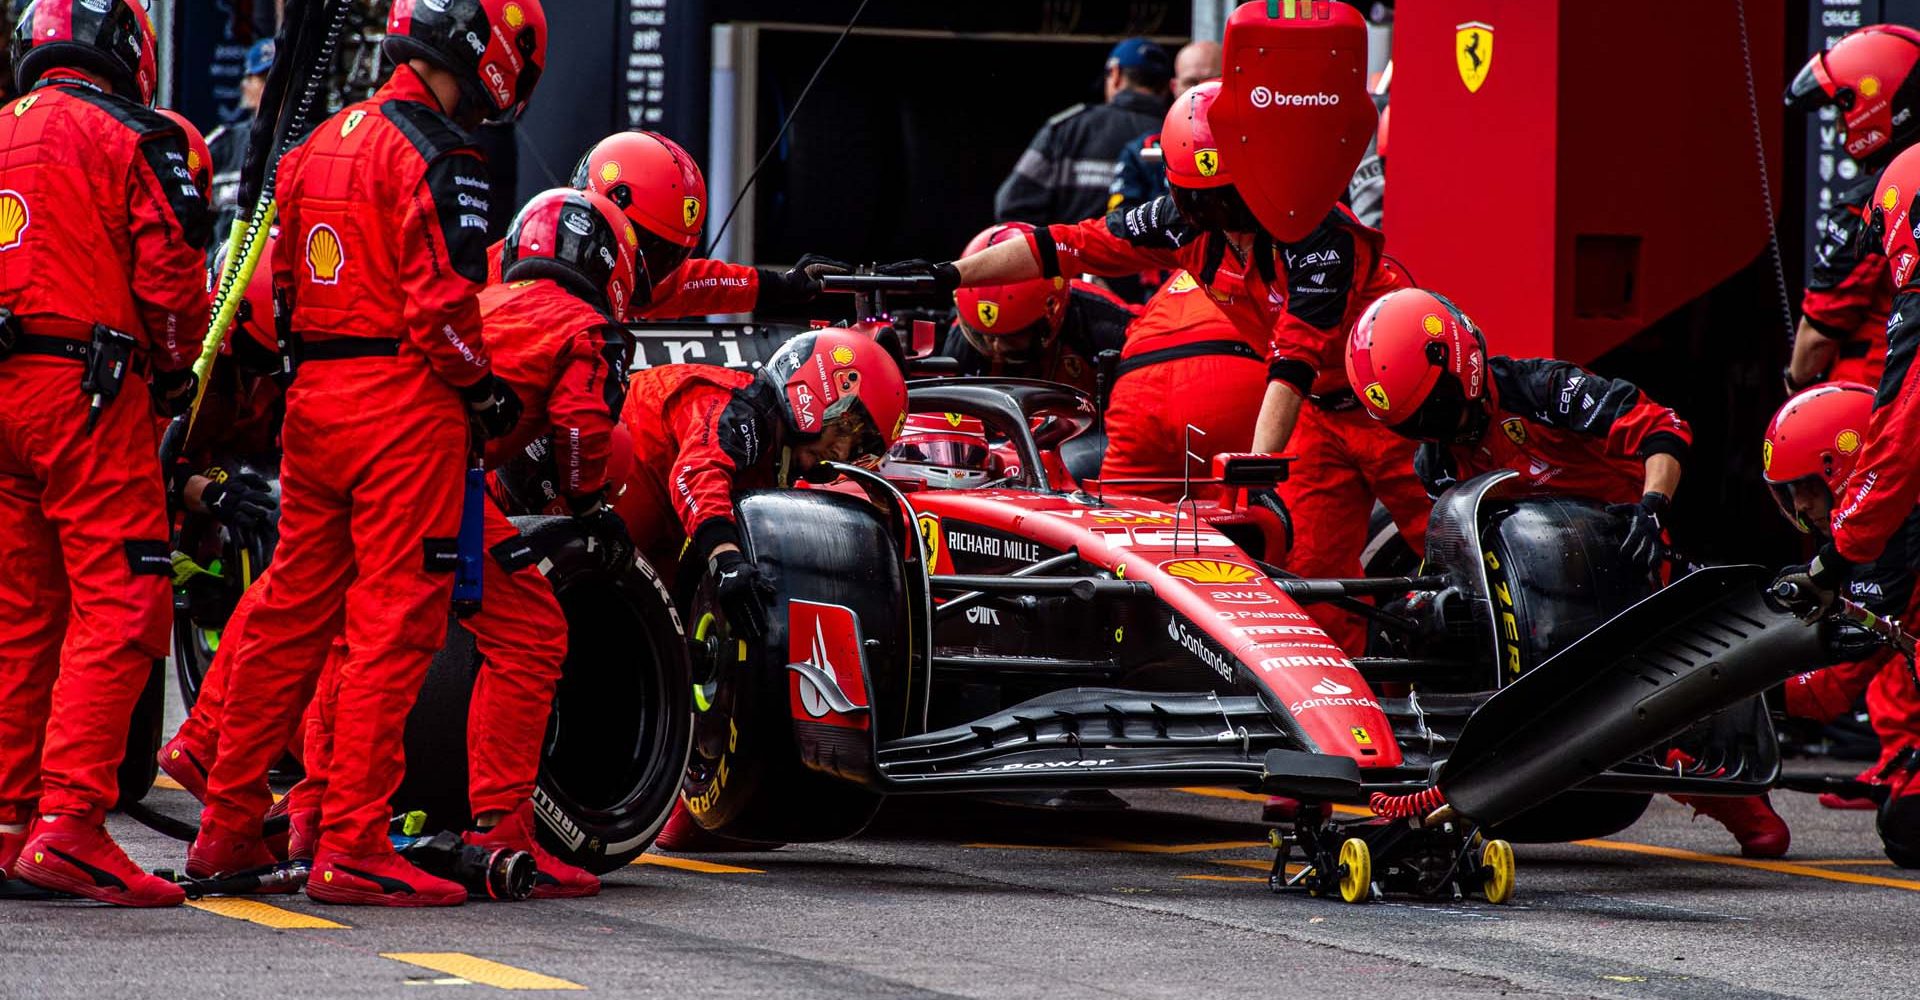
[1338,838,1371,904]
[542,582,681,819]
[1481,838,1516,904]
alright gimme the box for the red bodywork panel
[907,488,1401,769]
[1388,0,1783,364]
[788,599,872,731]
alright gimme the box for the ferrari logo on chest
[1456,21,1494,94]
[1502,417,1527,447]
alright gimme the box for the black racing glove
[460,373,523,443]
[1608,491,1669,574]
[572,502,634,574]
[1247,487,1294,558]
[873,258,962,294]
[199,467,276,531]
[756,254,852,308]
[150,367,198,418]
[711,548,773,641]
[1770,545,1853,623]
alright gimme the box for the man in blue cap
[993,37,1171,226]
[205,38,275,235]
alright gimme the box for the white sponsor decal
[1258,655,1355,672]
[1167,619,1235,681]
[946,530,1041,563]
[1249,85,1341,108]
[1211,589,1278,606]
[962,758,1118,774]
[1311,677,1352,695]
[966,606,1001,625]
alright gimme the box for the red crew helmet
[384,0,547,123]
[571,130,706,283]
[1762,382,1876,533]
[1160,80,1261,232]
[501,188,647,322]
[952,223,1067,364]
[1788,25,1920,169]
[760,329,909,466]
[11,0,158,106]
[1346,287,1489,443]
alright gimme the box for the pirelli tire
[1479,494,1657,843]
[396,516,692,874]
[679,490,898,845]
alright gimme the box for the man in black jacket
[994,37,1170,226]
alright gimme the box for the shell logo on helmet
[1363,382,1389,411]
[600,160,622,184]
[306,224,344,284]
[1862,74,1883,98]
[504,2,526,28]
[0,191,28,251]
[1837,429,1862,454]
[1885,184,1902,213]
[1422,313,1445,336]
[622,223,638,249]
[831,345,855,366]
[1161,559,1259,584]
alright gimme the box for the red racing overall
[0,77,210,831]
[1804,178,1892,386]
[200,65,497,859]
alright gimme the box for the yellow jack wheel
[1336,837,1372,904]
[1479,838,1516,904]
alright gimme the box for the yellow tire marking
[633,854,764,874]
[1576,839,1920,891]
[381,953,585,991]
[186,898,346,929]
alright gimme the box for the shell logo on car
[1161,559,1260,584]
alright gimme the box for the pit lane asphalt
[2,697,1906,999]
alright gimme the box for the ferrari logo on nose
[1194,149,1219,177]
[1456,21,1494,93]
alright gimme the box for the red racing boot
[157,731,213,802]
[286,807,321,864]
[653,801,782,853]
[307,848,466,907]
[465,803,599,899]
[186,828,290,890]
[14,815,185,907]
[1671,793,1791,858]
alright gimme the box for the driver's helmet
[952,223,1068,366]
[1762,381,1874,534]
[1788,24,1920,171]
[881,413,997,489]
[1345,287,1490,444]
[759,329,910,467]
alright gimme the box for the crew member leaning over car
[487,129,847,318]
[1346,287,1790,859]
[609,330,908,854]
[1762,384,1920,866]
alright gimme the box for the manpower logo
[1249,86,1342,108]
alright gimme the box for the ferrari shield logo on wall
[1456,21,1494,93]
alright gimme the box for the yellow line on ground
[1210,858,1285,871]
[152,774,185,792]
[381,953,584,991]
[1575,839,1920,892]
[633,854,763,874]
[186,897,346,929]
[1178,874,1266,883]
[1171,787,1372,816]
[962,838,1265,854]
[1789,858,1894,867]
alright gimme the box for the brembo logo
[1249,86,1341,108]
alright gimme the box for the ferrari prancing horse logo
[1456,21,1494,94]
[682,196,701,231]
[976,301,1000,329]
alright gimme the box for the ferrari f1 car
[157,291,1853,905]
